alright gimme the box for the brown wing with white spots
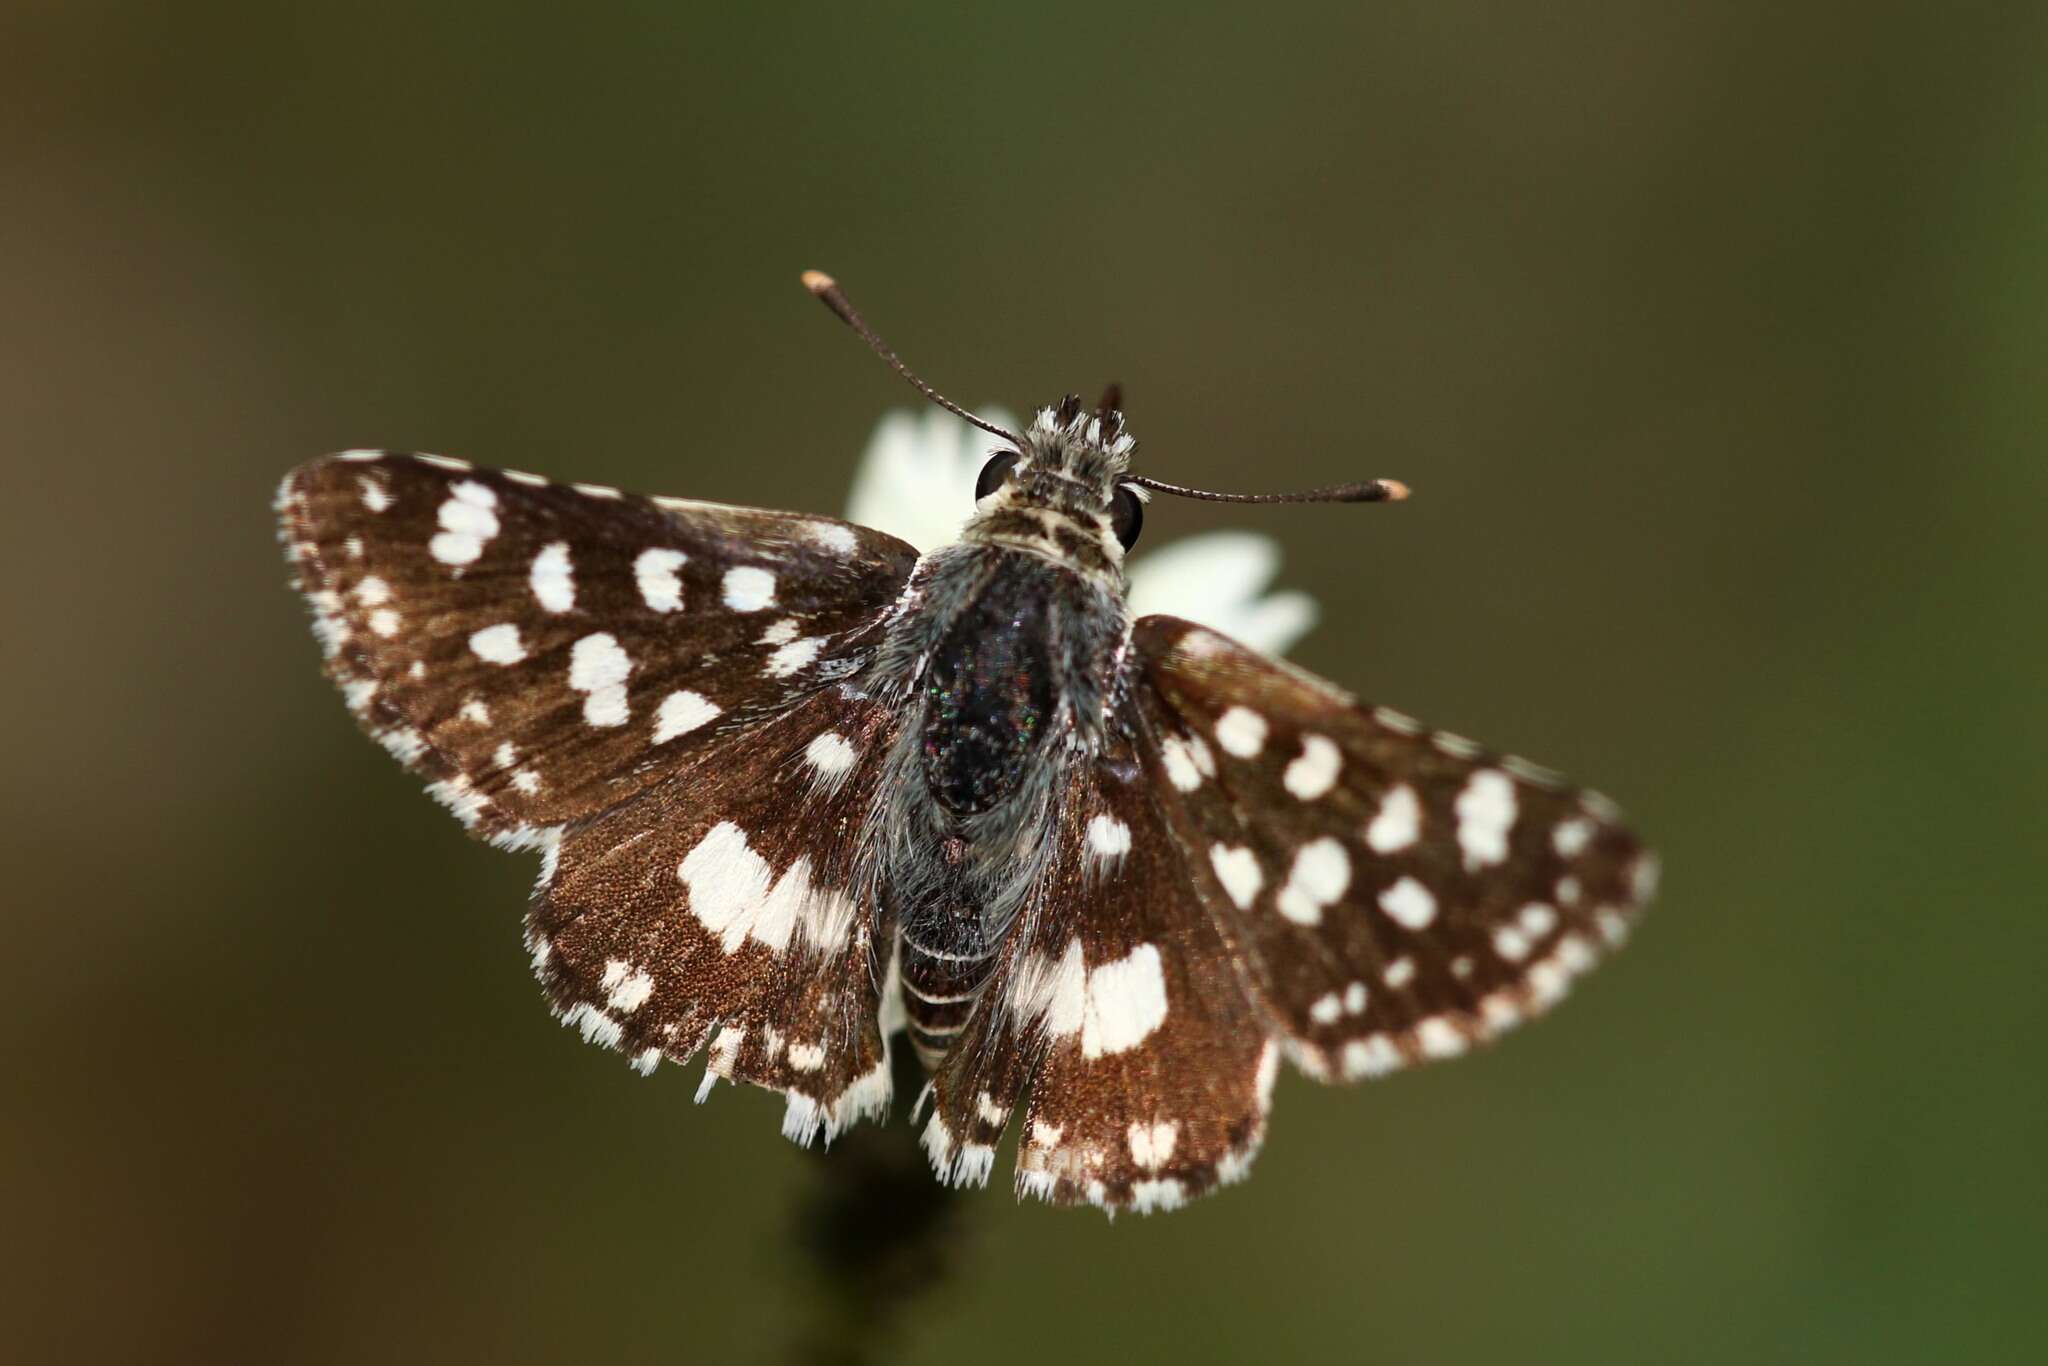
[529,687,905,1140]
[1133,616,1657,1085]
[923,746,1277,1214]
[275,450,917,846]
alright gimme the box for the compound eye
[975,452,1019,502]
[1110,483,1144,550]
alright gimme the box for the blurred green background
[6,4,2044,1363]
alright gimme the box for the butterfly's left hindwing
[275,451,918,844]
[923,747,1277,1213]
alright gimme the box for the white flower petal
[842,410,1318,658]
[1126,531,1318,657]
[1124,531,1280,616]
[843,407,1018,551]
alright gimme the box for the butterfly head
[800,269,1409,575]
[962,391,1146,577]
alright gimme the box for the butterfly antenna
[802,270,1023,446]
[1124,474,1411,505]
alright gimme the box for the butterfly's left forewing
[1131,616,1657,1085]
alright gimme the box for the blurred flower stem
[786,1048,966,1365]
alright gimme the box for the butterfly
[275,271,1657,1215]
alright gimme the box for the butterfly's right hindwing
[276,451,918,844]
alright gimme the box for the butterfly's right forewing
[1132,616,1656,1084]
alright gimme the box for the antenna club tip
[800,269,837,295]
[1378,479,1411,502]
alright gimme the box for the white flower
[844,408,1317,658]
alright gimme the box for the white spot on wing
[568,632,633,727]
[1161,735,1204,791]
[679,823,774,952]
[1456,769,1518,870]
[653,690,720,743]
[634,548,687,612]
[1215,706,1267,758]
[1365,784,1421,853]
[812,522,858,553]
[1006,938,1087,1039]
[765,637,822,678]
[722,566,776,612]
[804,731,857,786]
[1274,838,1350,926]
[1086,814,1132,863]
[600,959,654,1013]
[1080,943,1169,1058]
[677,823,853,958]
[1209,844,1263,909]
[429,479,500,566]
[1128,1120,1179,1170]
[530,541,575,612]
[1283,734,1342,800]
[469,623,526,664]
[1553,816,1594,857]
[1378,876,1437,929]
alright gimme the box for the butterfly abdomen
[900,919,999,1070]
